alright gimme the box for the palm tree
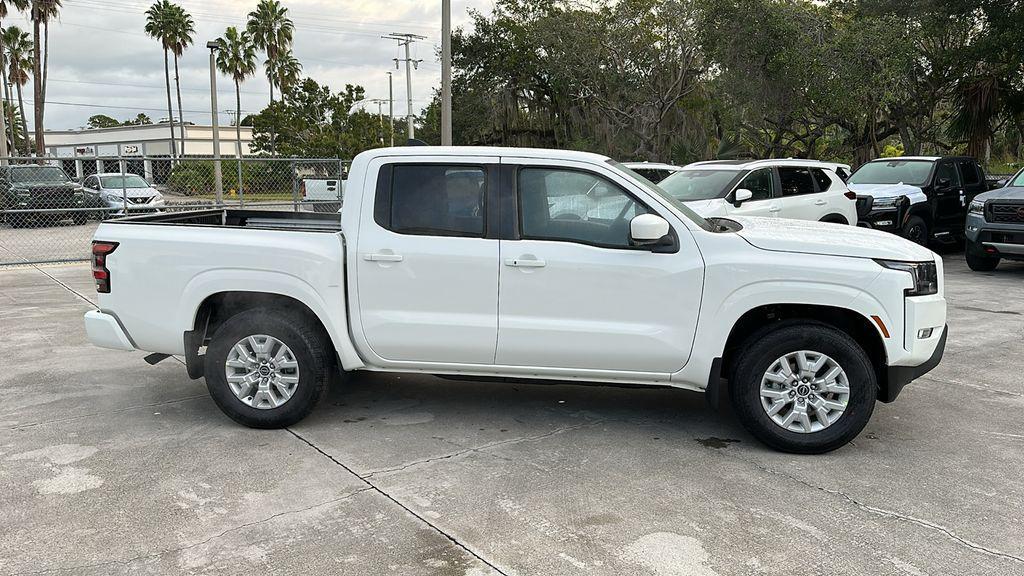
[166,4,194,156]
[4,26,31,155]
[246,0,293,104]
[0,1,28,157]
[215,27,257,160]
[30,0,58,156]
[144,0,178,158]
[275,50,302,97]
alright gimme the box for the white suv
[655,159,858,224]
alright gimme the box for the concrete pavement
[1,256,1022,575]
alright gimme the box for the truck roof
[355,146,612,164]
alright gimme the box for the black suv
[847,156,991,244]
[0,164,89,227]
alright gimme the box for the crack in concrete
[363,419,606,478]
[3,394,209,431]
[286,428,510,576]
[13,487,375,575]
[28,265,97,309]
[717,451,1024,566]
[917,374,1023,398]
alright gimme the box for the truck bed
[110,208,342,233]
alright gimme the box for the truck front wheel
[729,322,877,454]
[965,240,1000,271]
[204,308,330,428]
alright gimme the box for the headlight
[875,259,938,296]
[872,196,904,210]
[968,200,984,214]
[152,192,163,201]
[101,192,126,203]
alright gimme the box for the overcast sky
[6,0,492,130]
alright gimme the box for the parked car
[84,146,947,454]
[0,164,88,227]
[964,166,1024,271]
[651,159,858,224]
[82,173,166,218]
[847,156,990,245]
[816,161,853,182]
[300,178,345,213]
[622,161,684,183]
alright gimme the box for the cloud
[6,0,493,130]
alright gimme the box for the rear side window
[810,168,832,191]
[375,164,486,237]
[778,167,816,196]
[957,160,981,186]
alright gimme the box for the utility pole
[0,81,8,163]
[387,71,394,147]
[383,33,424,141]
[441,0,452,146]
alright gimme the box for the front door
[355,158,500,365]
[934,160,963,231]
[726,167,779,218]
[495,161,705,374]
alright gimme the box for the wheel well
[819,213,849,224]
[720,304,890,401]
[184,291,333,379]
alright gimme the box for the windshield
[100,175,150,189]
[1011,169,1024,188]
[657,169,741,201]
[609,160,712,231]
[10,166,70,183]
[848,160,933,186]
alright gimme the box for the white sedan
[82,173,166,217]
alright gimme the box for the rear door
[495,158,704,374]
[354,156,500,365]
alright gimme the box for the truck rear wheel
[204,307,330,429]
[729,322,877,454]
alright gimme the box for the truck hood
[682,199,727,217]
[732,216,935,261]
[975,186,1024,202]
[848,182,923,199]
[15,181,80,192]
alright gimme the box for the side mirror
[936,177,951,189]
[732,188,753,206]
[630,213,670,246]
[72,176,81,183]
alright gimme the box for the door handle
[505,258,546,268]
[364,253,403,262]
[768,205,781,213]
[814,199,827,206]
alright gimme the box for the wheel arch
[819,213,849,224]
[717,303,891,402]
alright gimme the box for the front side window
[385,164,486,237]
[518,167,648,248]
[737,168,773,201]
[935,162,959,187]
[957,160,981,186]
[778,167,816,196]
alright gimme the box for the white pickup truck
[84,147,947,453]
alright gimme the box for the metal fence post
[291,159,299,212]
[237,157,244,208]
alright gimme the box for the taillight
[844,191,857,200]
[91,241,118,293]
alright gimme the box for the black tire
[901,215,928,246]
[72,212,88,225]
[965,240,1000,271]
[204,307,331,428]
[729,321,877,454]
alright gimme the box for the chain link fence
[0,156,348,266]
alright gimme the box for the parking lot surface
[1,255,1023,575]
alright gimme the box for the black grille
[127,196,153,205]
[855,196,873,217]
[989,203,1024,224]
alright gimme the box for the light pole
[387,71,394,147]
[383,33,425,141]
[441,0,452,146]
[207,40,223,205]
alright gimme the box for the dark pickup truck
[964,167,1024,271]
[847,156,992,245]
[0,164,90,227]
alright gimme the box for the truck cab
[848,156,989,244]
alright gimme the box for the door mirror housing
[936,177,951,189]
[732,188,753,206]
[630,213,675,252]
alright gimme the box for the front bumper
[84,310,136,351]
[856,207,904,231]
[965,212,1024,258]
[884,325,947,402]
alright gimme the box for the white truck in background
[84,146,947,454]
[300,177,344,212]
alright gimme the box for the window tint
[386,165,486,237]
[810,168,832,191]
[778,167,816,196]
[957,160,980,186]
[935,162,959,187]
[518,167,648,248]
[84,176,98,189]
[737,168,773,201]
